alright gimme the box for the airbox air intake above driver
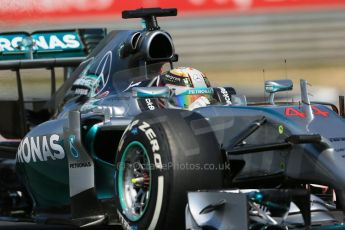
[122,30,174,62]
[142,30,174,60]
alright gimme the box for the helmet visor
[173,88,214,108]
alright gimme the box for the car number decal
[285,106,329,118]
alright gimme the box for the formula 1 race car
[1,7,345,230]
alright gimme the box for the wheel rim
[118,141,152,221]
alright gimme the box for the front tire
[115,109,224,230]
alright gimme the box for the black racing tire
[115,109,224,230]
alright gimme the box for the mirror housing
[265,79,293,104]
[265,80,293,93]
[132,87,170,98]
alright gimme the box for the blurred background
[1,0,345,104]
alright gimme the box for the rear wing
[0,28,106,69]
[0,28,106,139]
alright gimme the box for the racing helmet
[158,67,213,109]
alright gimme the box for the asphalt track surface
[0,213,344,229]
[0,221,75,229]
[0,221,122,229]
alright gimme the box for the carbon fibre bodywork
[199,105,345,186]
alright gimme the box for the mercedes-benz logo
[94,51,112,96]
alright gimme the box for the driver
[157,67,214,110]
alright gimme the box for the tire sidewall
[115,118,170,230]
